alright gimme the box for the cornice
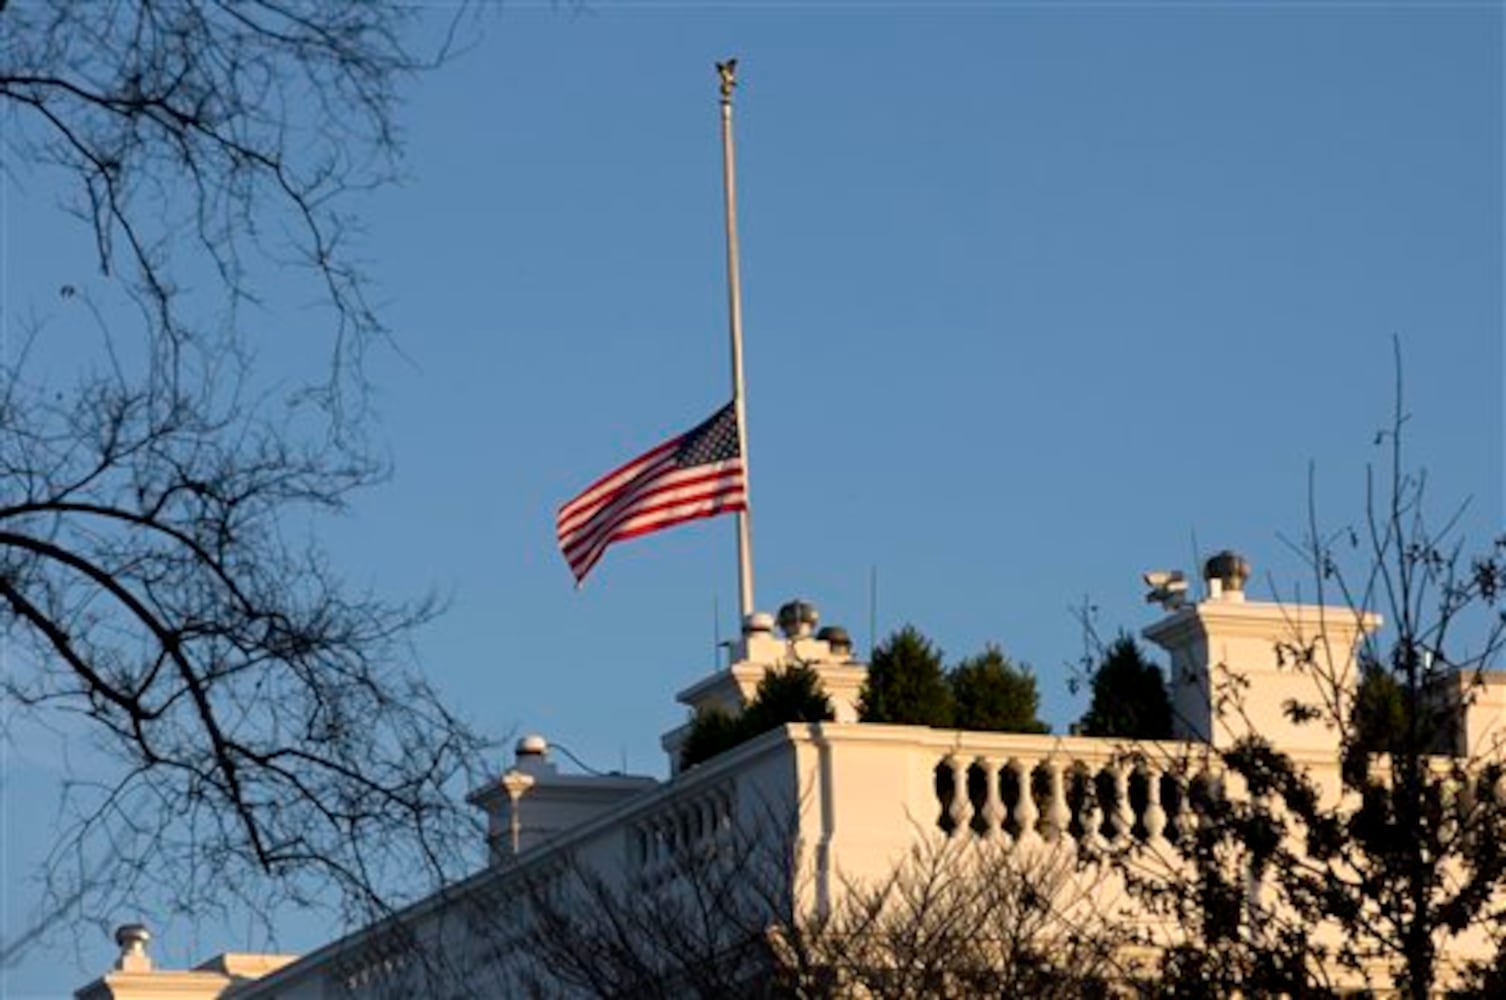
[1144,600,1381,648]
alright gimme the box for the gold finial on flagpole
[716,58,737,104]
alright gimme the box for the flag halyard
[556,402,746,585]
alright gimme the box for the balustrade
[935,745,1211,852]
[631,782,737,885]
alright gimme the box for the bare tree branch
[0,1,469,422]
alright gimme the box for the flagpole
[717,58,755,623]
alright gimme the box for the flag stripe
[556,451,683,539]
[559,460,744,556]
[567,495,748,583]
[557,439,682,525]
[563,470,745,573]
[564,473,745,570]
[555,402,745,584]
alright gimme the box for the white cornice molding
[1144,600,1381,648]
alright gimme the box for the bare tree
[510,811,1128,998]
[0,1,489,964]
[796,840,1126,998]
[0,0,463,415]
[1120,348,1506,998]
[519,826,791,998]
[1,325,490,954]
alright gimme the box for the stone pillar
[1143,551,1379,755]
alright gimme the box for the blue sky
[3,2,1502,994]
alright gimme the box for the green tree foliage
[742,663,836,736]
[949,645,1050,734]
[679,706,744,770]
[1077,635,1173,740]
[858,626,953,727]
[1351,664,1410,755]
[681,665,835,769]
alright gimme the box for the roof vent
[1204,550,1251,601]
[777,599,819,639]
[516,734,548,760]
[114,923,152,972]
[816,625,852,656]
[742,611,775,636]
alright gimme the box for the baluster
[648,819,666,881]
[1193,772,1212,835]
[1188,770,1215,844]
[1439,774,1462,845]
[1142,762,1167,846]
[1112,762,1134,845]
[947,754,974,835]
[659,815,676,881]
[1044,758,1071,843]
[1013,758,1039,844]
[1080,774,1105,852]
[1167,772,1191,846]
[978,756,1006,840]
[710,790,727,839]
[697,799,713,849]
[1220,768,1241,806]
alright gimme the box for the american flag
[556,402,747,585]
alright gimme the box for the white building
[75,551,1506,998]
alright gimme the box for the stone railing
[932,738,1218,851]
[628,778,737,885]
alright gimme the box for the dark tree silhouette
[1,1,466,415]
[1077,635,1172,740]
[858,626,953,727]
[680,665,835,770]
[0,1,486,965]
[1350,663,1411,754]
[681,705,746,770]
[949,645,1050,734]
[740,664,836,737]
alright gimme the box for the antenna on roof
[869,565,879,660]
[1190,527,1206,601]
